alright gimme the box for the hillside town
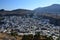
[0,14,60,40]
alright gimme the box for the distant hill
[34,4,60,13]
[0,9,32,16]
[0,4,60,18]
[34,4,60,19]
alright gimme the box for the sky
[0,0,60,10]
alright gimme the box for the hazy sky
[0,0,60,10]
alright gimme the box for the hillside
[0,9,32,16]
[34,4,60,19]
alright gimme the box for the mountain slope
[34,4,60,19]
[0,9,32,16]
[34,4,60,13]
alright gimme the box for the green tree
[10,29,18,36]
[46,36,53,40]
[33,32,40,40]
[22,34,33,40]
[56,36,60,40]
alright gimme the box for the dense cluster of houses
[0,15,60,40]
